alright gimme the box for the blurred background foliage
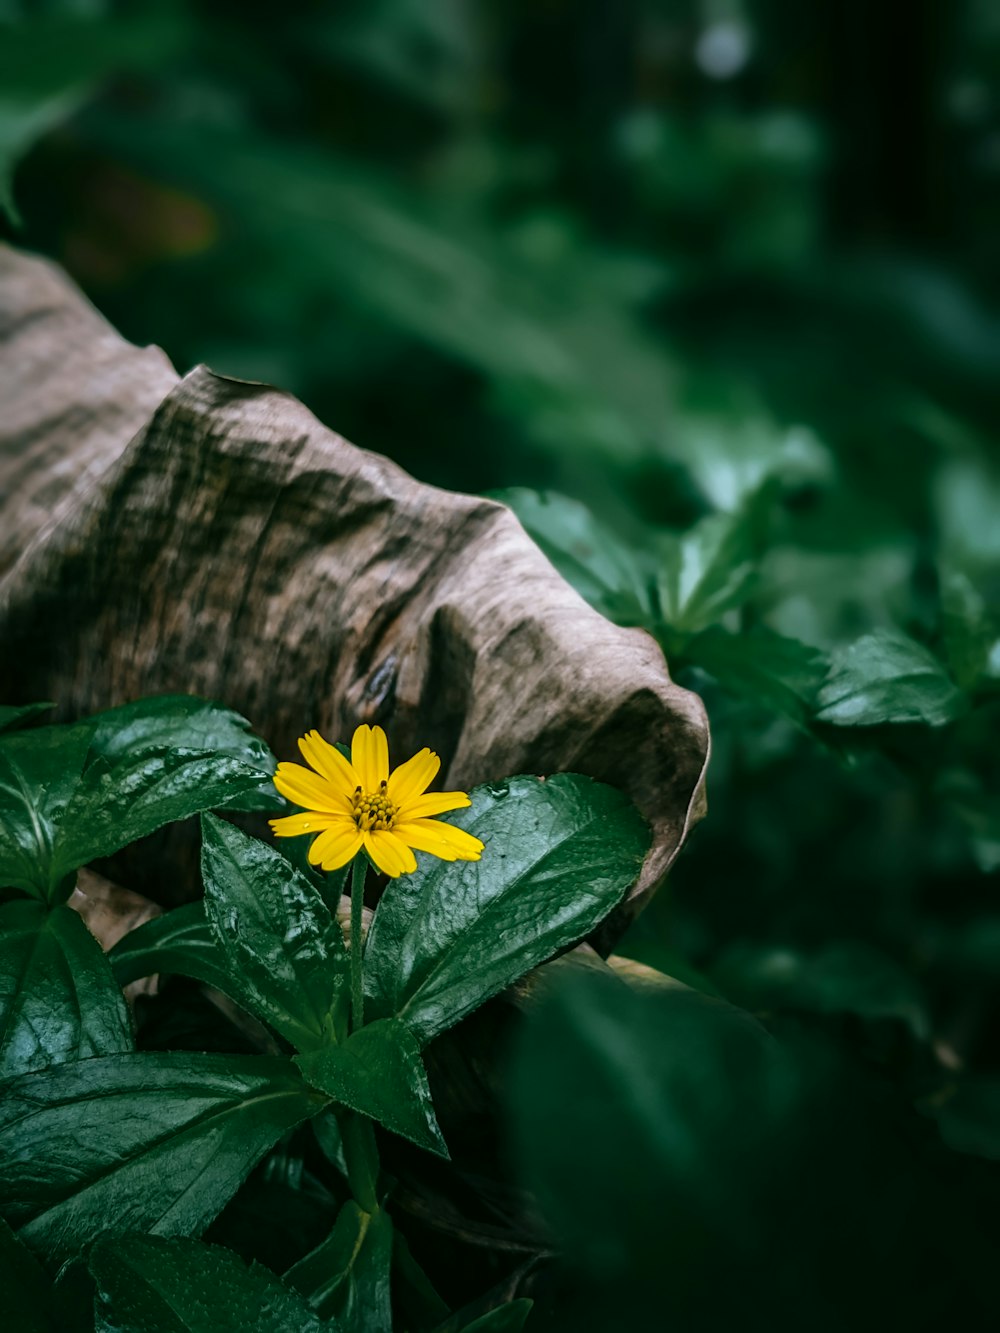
[4,0,1000,1327]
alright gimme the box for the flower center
[352,780,397,831]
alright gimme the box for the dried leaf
[0,243,709,946]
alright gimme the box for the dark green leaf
[0,703,54,735]
[51,743,277,892]
[108,902,232,992]
[0,697,277,901]
[509,973,794,1328]
[435,1302,534,1333]
[296,1018,447,1158]
[0,12,190,224]
[0,901,132,1078]
[940,565,1000,692]
[930,1080,1000,1161]
[83,696,275,787]
[942,775,1000,874]
[655,487,772,637]
[310,1110,350,1181]
[91,1234,331,1333]
[200,815,349,1052]
[498,489,656,626]
[0,1053,326,1267]
[364,774,649,1045]
[684,626,827,726]
[714,942,929,1043]
[392,1233,449,1332]
[0,1216,54,1333]
[286,1202,393,1331]
[0,721,93,898]
[814,630,964,727]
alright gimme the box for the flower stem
[350,854,366,1031]
[339,1110,380,1214]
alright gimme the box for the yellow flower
[269,724,484,878]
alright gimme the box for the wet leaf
[286,1202,393,1330]
[201,815,349,1051]
[296,1018,447,1158]
[0,901,132,1078]
[108,901,230,992]
[814,630,963,727]
[91,1233,331,1333]
[0,698,277,902]
[0,1053,326,1268]
[364,774,650,1044]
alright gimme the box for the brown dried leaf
[0,243,709,947]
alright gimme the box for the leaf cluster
[0,695,649,1332]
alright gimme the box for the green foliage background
[4,1,1000,1328]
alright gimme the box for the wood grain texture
[0,244,709,947]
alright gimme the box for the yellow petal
[309,825,363,870]
[274,762,351,814]
[382,831,418,875]
[352,724,390,793]
[398,790,471,821]
[394,821,460,860]
[298,730,360,798]
[387,747,440,805]
[363,829,407,878]
[269,811,343,838]
[410,818,484,861]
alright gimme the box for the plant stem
[339,1110,380,1215]
[350,854,366,1032]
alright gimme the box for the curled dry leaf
[0,241,709,949]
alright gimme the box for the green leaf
[655,488,771,638]
[286,1202,393,1330]
[929,1080,1000,1161]
[363,774,650,1045]
[684,626,828,726]
[392,1233,449,1332]
[0,901,132,1079]
[0,703,54,735]
[0,1215,54,1333]
[498,489,656,627]
[0,1053,326,1268]
[200,815,349,1052]
[0,11,190,224]
[943,777,1000,874]
[713,942,929,1043]
[940,565,1000,692]
[0,697,277,901]
[0,721,94,898]
[814,630,964,727]
[108,902,232,992]
[296,1018,447,1158]
[509,973,793,1328]
[0,92,87,226]
[435,1302,534,1333]
[91,1234,331,1333]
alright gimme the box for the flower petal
[381,831,418,875]
[298,730,360,797]
[269,811,344,838]
[395,818,484,861]
[309,825,364,870]
[352,724,390,793]
[394,822,459,860]
[274,762,352,814]
[397,790,471,821]
[363,829,406,878]
[387,747,440,805]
